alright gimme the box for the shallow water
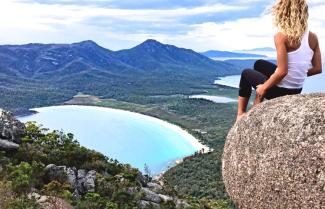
[18,105,203,174]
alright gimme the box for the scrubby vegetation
[95,93,237,200]
[1,122,139,208]
[0,121,234,208]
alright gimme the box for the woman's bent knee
[254,59,266,71]
[241,68,253,78]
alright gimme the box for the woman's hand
[254,84,266,106]
[256,84,267,98]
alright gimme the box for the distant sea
[18,105,205,175]
[214,72,325,93]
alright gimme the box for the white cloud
[162,15,276,51]
[0,0,246,30]
[168,2,325,52]
[0,0,324,54]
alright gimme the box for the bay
[18,105,208,175]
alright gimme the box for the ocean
[214,72,325,93]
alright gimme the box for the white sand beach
[26,105,213,176]
[31,105,212,154]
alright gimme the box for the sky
[0,0,324,52]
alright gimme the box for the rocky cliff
[0,109,25,150]
[222,93,325,209]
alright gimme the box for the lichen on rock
[222,93,325,209]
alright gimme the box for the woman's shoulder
[308,31,319,50]
[274,32,287,44]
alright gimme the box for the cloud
[157,15,275,51]
[1,0,247,25]
[0,0,324,53]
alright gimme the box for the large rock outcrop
[44,164,96,197]
[0,109,25,150]
[222,93,325,209]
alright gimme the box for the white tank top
[277,30,314,89]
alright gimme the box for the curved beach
[19,105,211,173]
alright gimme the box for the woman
[237,0,322,121]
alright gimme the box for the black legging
[239,60,302,99]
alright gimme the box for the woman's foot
[253,94,263,106]
[236,112,246,122]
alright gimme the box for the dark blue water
[215,72,325,93]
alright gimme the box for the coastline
[214,75,240,89]
[20,104,212,175]
[189,95,237,103]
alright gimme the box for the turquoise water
[18,105,200,175]
[214,72,325,93]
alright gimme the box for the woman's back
[277,31,314,89]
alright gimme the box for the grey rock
[44,164,56,171]
[66,167,77,190]
[0,139,20,150]
[28,192,42,201]
[158,194,173,202]
[138,200,160,209]
[141,187,162,204]
[0,109,25,150]
[75,178,85,194]
[84,170,96,192]
[73,189,82,200]
[44,164,67,181]
[77,169,86,179]
[147,182,163,193]
[136,172,148,186]
[222,93,325,209]
[44,164,96,195]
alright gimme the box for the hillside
[0,40,240,114]
[1,108,232,209]
[116,39,237,73]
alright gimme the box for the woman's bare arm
[308,32,322,76]
[256,33,288,97]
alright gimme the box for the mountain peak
[143,39,161,44]
[139,39,164,47]
[73,40,99,47]
[130,39,167,53]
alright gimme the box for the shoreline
[19,104,212,175]
[189,95,237,103]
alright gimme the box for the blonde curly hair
[272,0,309,46]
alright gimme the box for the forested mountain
[0,40,240,114]
[116,39,237,73]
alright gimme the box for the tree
[143,163,152,182]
